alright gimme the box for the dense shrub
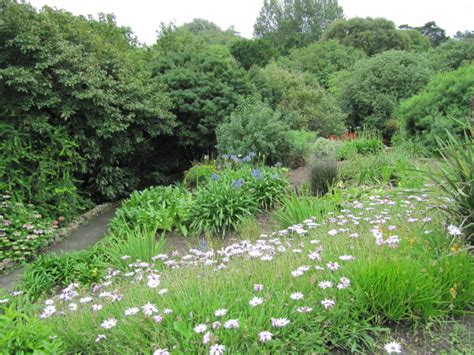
[279,40,366,88]
[309,138,344,160]
[337,136,384,160]
[330,50,432,133]
[323,17,431,56]
[183,164,218,189]
[109,186,192,236]
[0,195,57,266]
[251,62,346,134]
[430,39,474,71]
[284,130,317,167]
[230,38,280,70]
[397,63,474,149]
[0,3,175,201]
[308,159,339,196]
[216,95,290,164]
[151,27,253,158]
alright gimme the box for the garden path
[0,207,117,292]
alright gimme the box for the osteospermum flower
[194,323,208,334]
[321,299,336,309]
[124,307,139,316]
[209,344,225,355]
[447,224,462,236]
[142,302,158,316]
[203,331,211,344]
[79,297,92,304]
[100,318,117,329]
[223,319,239,329]
[153,349,170,355]
[326,262,340,271]
[384,341,402,354]
[92,304,103,311]
[212,321,221,330]
[68,303,78,311]
[318,280,333,289]
[214,308,228,317]
[296,306,313,313]
[254,284,264,292]
[271,318,290,327]
[290,292,304,300]
[258,331,273,342]
[95,334,106,342]
[249,297,264,307]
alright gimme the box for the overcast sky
[28,0,473,45]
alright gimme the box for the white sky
[28,0,473,45]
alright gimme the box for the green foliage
[430,38,474,72]
[309,138,344,160]
[397,63,474,149]
[337,136,384,160]
[183,164,218,189]
[323,17,430,56]
[330,50,432,133]
[284,130,316,167]
[400,21,448,47]
[151,26,252,156]
[216,95,290,164]
[308,159,339,196]
[254,0,343,53]
[21,246,106,300]
[273,194,339,228]
[251,62,346,134]
[109,186,192,236]
[0,2,175,201]
[179,18,240,46]
[0,123,90,220]
[279,40,366,88]
[0,305,65,353]
[190,166,289,237]
[230,38,280,70]
[0,195,57,265]
[426,129,473,242]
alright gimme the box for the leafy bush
[230,38,280,70]
[308,159,339,196]
[216,95,290,164]
[0,195,58,266]
[308,138,344,160]
[330,50,432,134]
[430,38,474,72]
[284,130,316,167]
[109,186,192,236]
[183,164,218,189]
[0,3,175,201]
[279,40,366,88]
[397,63,474,150]
[273,194,339,228]
[251,62,346,135]
[0,305,64,353]
[337,135,384,160]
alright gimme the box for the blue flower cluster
[232,178,245,188]
[221,152,257,164]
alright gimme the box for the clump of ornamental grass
[308,159,339,196]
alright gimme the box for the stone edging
[0,203,116,273]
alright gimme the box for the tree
[454,30,474,40]
[430,38,474,72]
[399,21,449,47]
[397,63,474,149]
[254,0,343,53]
[324,17,430,56]
[251,62,346,136]
[0,2,175,201]
[230,38,280,70]
[179,18,241,46]
[278,39,366,87]
[151,26,253,159]
[329,50,432,135]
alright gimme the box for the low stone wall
[0,203,115,273]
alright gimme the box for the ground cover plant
[2,185,472,353]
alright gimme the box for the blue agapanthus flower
[232,178,245,188]
[251,169,262,179]
[210,173,220,181]
[242,155,252,163]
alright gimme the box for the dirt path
[0,207,117,292]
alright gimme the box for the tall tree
[399,21,449,46]
[254,0,343,53]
